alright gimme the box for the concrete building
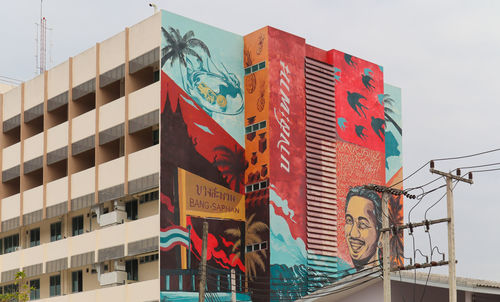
[0,12,161,302]
[1,9,404,302]
[301,271,500,302]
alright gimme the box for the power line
[432,147,500,162]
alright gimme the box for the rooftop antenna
[149,3,158,14]
[35,0,48,75]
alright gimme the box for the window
[50,222,62,242]
[72,215,84,236]
[30,228,40,247]
[50,275,61,296]
[245,179,269,193]
[244,61,266,75]
[4,283,18,295]
[30,279,40,300]
[245,120,267,134]
[4,234,19,254]
[246,241,267,253]
[72,270,83,293]
[126,259,138,281]
[126,200,138,220]
[152,128,159,145]
[139,190,159,204]
[139,253,159,264]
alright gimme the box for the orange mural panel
[244,28,270,196]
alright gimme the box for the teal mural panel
[161,10,245,147]
[383,83,402,182]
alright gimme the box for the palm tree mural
[224,213,268,281]
[389,195,404,266]
[161,27,211,88]
[382,94,402,135]
[213,145,245,193]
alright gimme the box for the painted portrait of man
[344,186,382,270]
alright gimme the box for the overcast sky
[1,0,500,283]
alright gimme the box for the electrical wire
[432,147,500,162]
[390,161,430,189]
[457,162,500,170]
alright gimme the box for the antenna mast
[36,0,47,75]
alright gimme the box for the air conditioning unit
[98,201,127,227]
[99,271,127,286]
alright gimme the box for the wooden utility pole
[198,222,208,302]
[382,192,391,302]
[430,166,473,302]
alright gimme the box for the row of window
[245,179,269,193]
[246,241,267,253]
[0,255,158,300]
[244,61,266,75]
[245,120,267,135]
[0,190,160,254]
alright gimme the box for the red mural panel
[268,27,306,242]
[328,50,385,152]
[336,141,385,267]
[161,72,245,194]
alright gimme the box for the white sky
[1,0,500,283]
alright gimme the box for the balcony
[98,157,124,202]
[23,184,43,215]
[36,279,158,302]
[128,144,159,183]
[1,193,20,223]
[46,176,68,207]
[2,142,20,172]
[72,109,96,144]
[47,122,69,154]
[24,132,44,169]
[128,81,160,120]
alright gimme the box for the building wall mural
[336,142,386,271]
[243,27,271,301]
[159,11,248,302]
[328,50,385,153]
[161,10,245,147]
[268,27,308,301]
[384,83,404,266]
[329,50,393,274]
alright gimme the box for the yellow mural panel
[178,168,245,222]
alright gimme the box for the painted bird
[347,91,368,118]
[355,125,367,141]
[362,68,375,91]
[371,116,385,141]
[344,53,357,68]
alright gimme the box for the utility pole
[231,268,236,302]
[198,221,208,302]
[430,164,473,302]
[382,192,391,302]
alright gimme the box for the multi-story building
[0,12,162,302]
[0,9,403,302]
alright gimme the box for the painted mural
[160,10,249,302]
[161,11,245,147]
[384,83,402,183]
[267,27,308,301]
[329,50,385,152]
[384,83,404,266]
[243,27,271,301]
[336,142,385,270]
